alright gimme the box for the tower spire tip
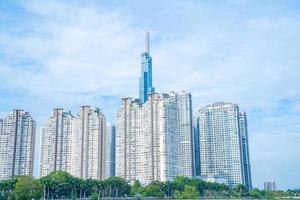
[146,31,150,54]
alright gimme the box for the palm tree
[0,179,16,199]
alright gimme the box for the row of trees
[0,171,130,200]
[1,171,299,199]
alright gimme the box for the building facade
[198,102,252,188]
[0,110,36,180]
[239,112,252,189]
[40,108,73,177]
[193,116,201,176]
[116,93,179,184]
[264,180,277,191]
[105,123,116,178]
[171,91,194,177]
[40,106,106,180]
[67,106,106,179]
[115,98,141,182]
[139,32,155,103]
[198,174,228,185]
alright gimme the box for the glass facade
[239,112,252,189]
[105,123,116,178]
[193,116,201,176]
[139,32,155,103]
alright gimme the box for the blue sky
[1,0,300,189]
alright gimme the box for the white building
[198,102,252,188]
[40,106,106,180]
[116,93,179,184]
[40,108,73,177]
[115,98,141,182]
[197,174,228,185]
[67,106,106,179]
[171,91,194,177]
[0,110,36,180]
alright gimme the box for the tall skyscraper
[40,106,106,180]
[67,106,106,179]
[139,31,155,103]
[40,108,73,177]
[193,116,201,176]
[239,112,252,189]
[116,98,142,182]
[116,93,178,184]
[170,91,194,177]
[105,123,116,178]
[198,102,252,188]
[142,93,178,183]
[0,110,36,180]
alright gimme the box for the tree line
[0,170,299,199]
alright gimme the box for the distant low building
[264,180,277,191]
[197,174,228,186]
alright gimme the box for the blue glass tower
[139,32,155,103]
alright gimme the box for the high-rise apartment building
[40,106,106,180]
[0,110,36,180]
[40,108,73,177]
[67,106,106,179]
[171,91,194,177]
[139,32,155,103]
[115,98,141,182]
[198,102,252,188]
[105,123,116,178]
[239,112,252,189]
[116,93,178,184]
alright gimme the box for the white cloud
[0,0,299,189]
[1,1,144,100]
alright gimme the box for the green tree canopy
[12,176,42,200]
[140,185,164,198]
[174,185,200,199]
[131,180,142,196]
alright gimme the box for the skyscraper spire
[139,31,155,103]
[146,31,150,54]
